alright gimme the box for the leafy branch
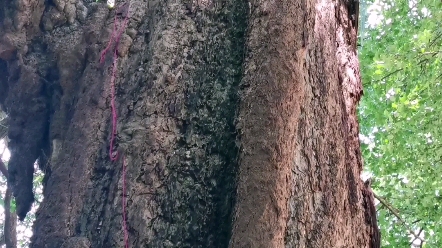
[373,192,426,244]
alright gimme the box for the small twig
[411,219,422,225]
[429,32,442,47]
[416,228,424,238]
[417,58,428,66]
[377,68,403,82]
[409,228,424,246]
[418,51,442,56]
[373,192,426,243]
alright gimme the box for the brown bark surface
[0,0,378,247]
[229,0,372,247]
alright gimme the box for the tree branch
[377,68,403,83]
[373,192,426,244]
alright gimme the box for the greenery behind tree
[359,0,442,246]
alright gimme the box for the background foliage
[358,0,442,246]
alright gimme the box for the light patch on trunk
[107,0,115,9]
[51,139,62,165]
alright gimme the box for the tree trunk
[0,0,378,247]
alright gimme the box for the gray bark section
[76,1,247,247]
[1,0,247,247]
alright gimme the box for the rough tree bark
[0,0,379,247]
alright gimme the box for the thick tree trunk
[0,0,378,247]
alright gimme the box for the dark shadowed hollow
[0,0,380,247]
